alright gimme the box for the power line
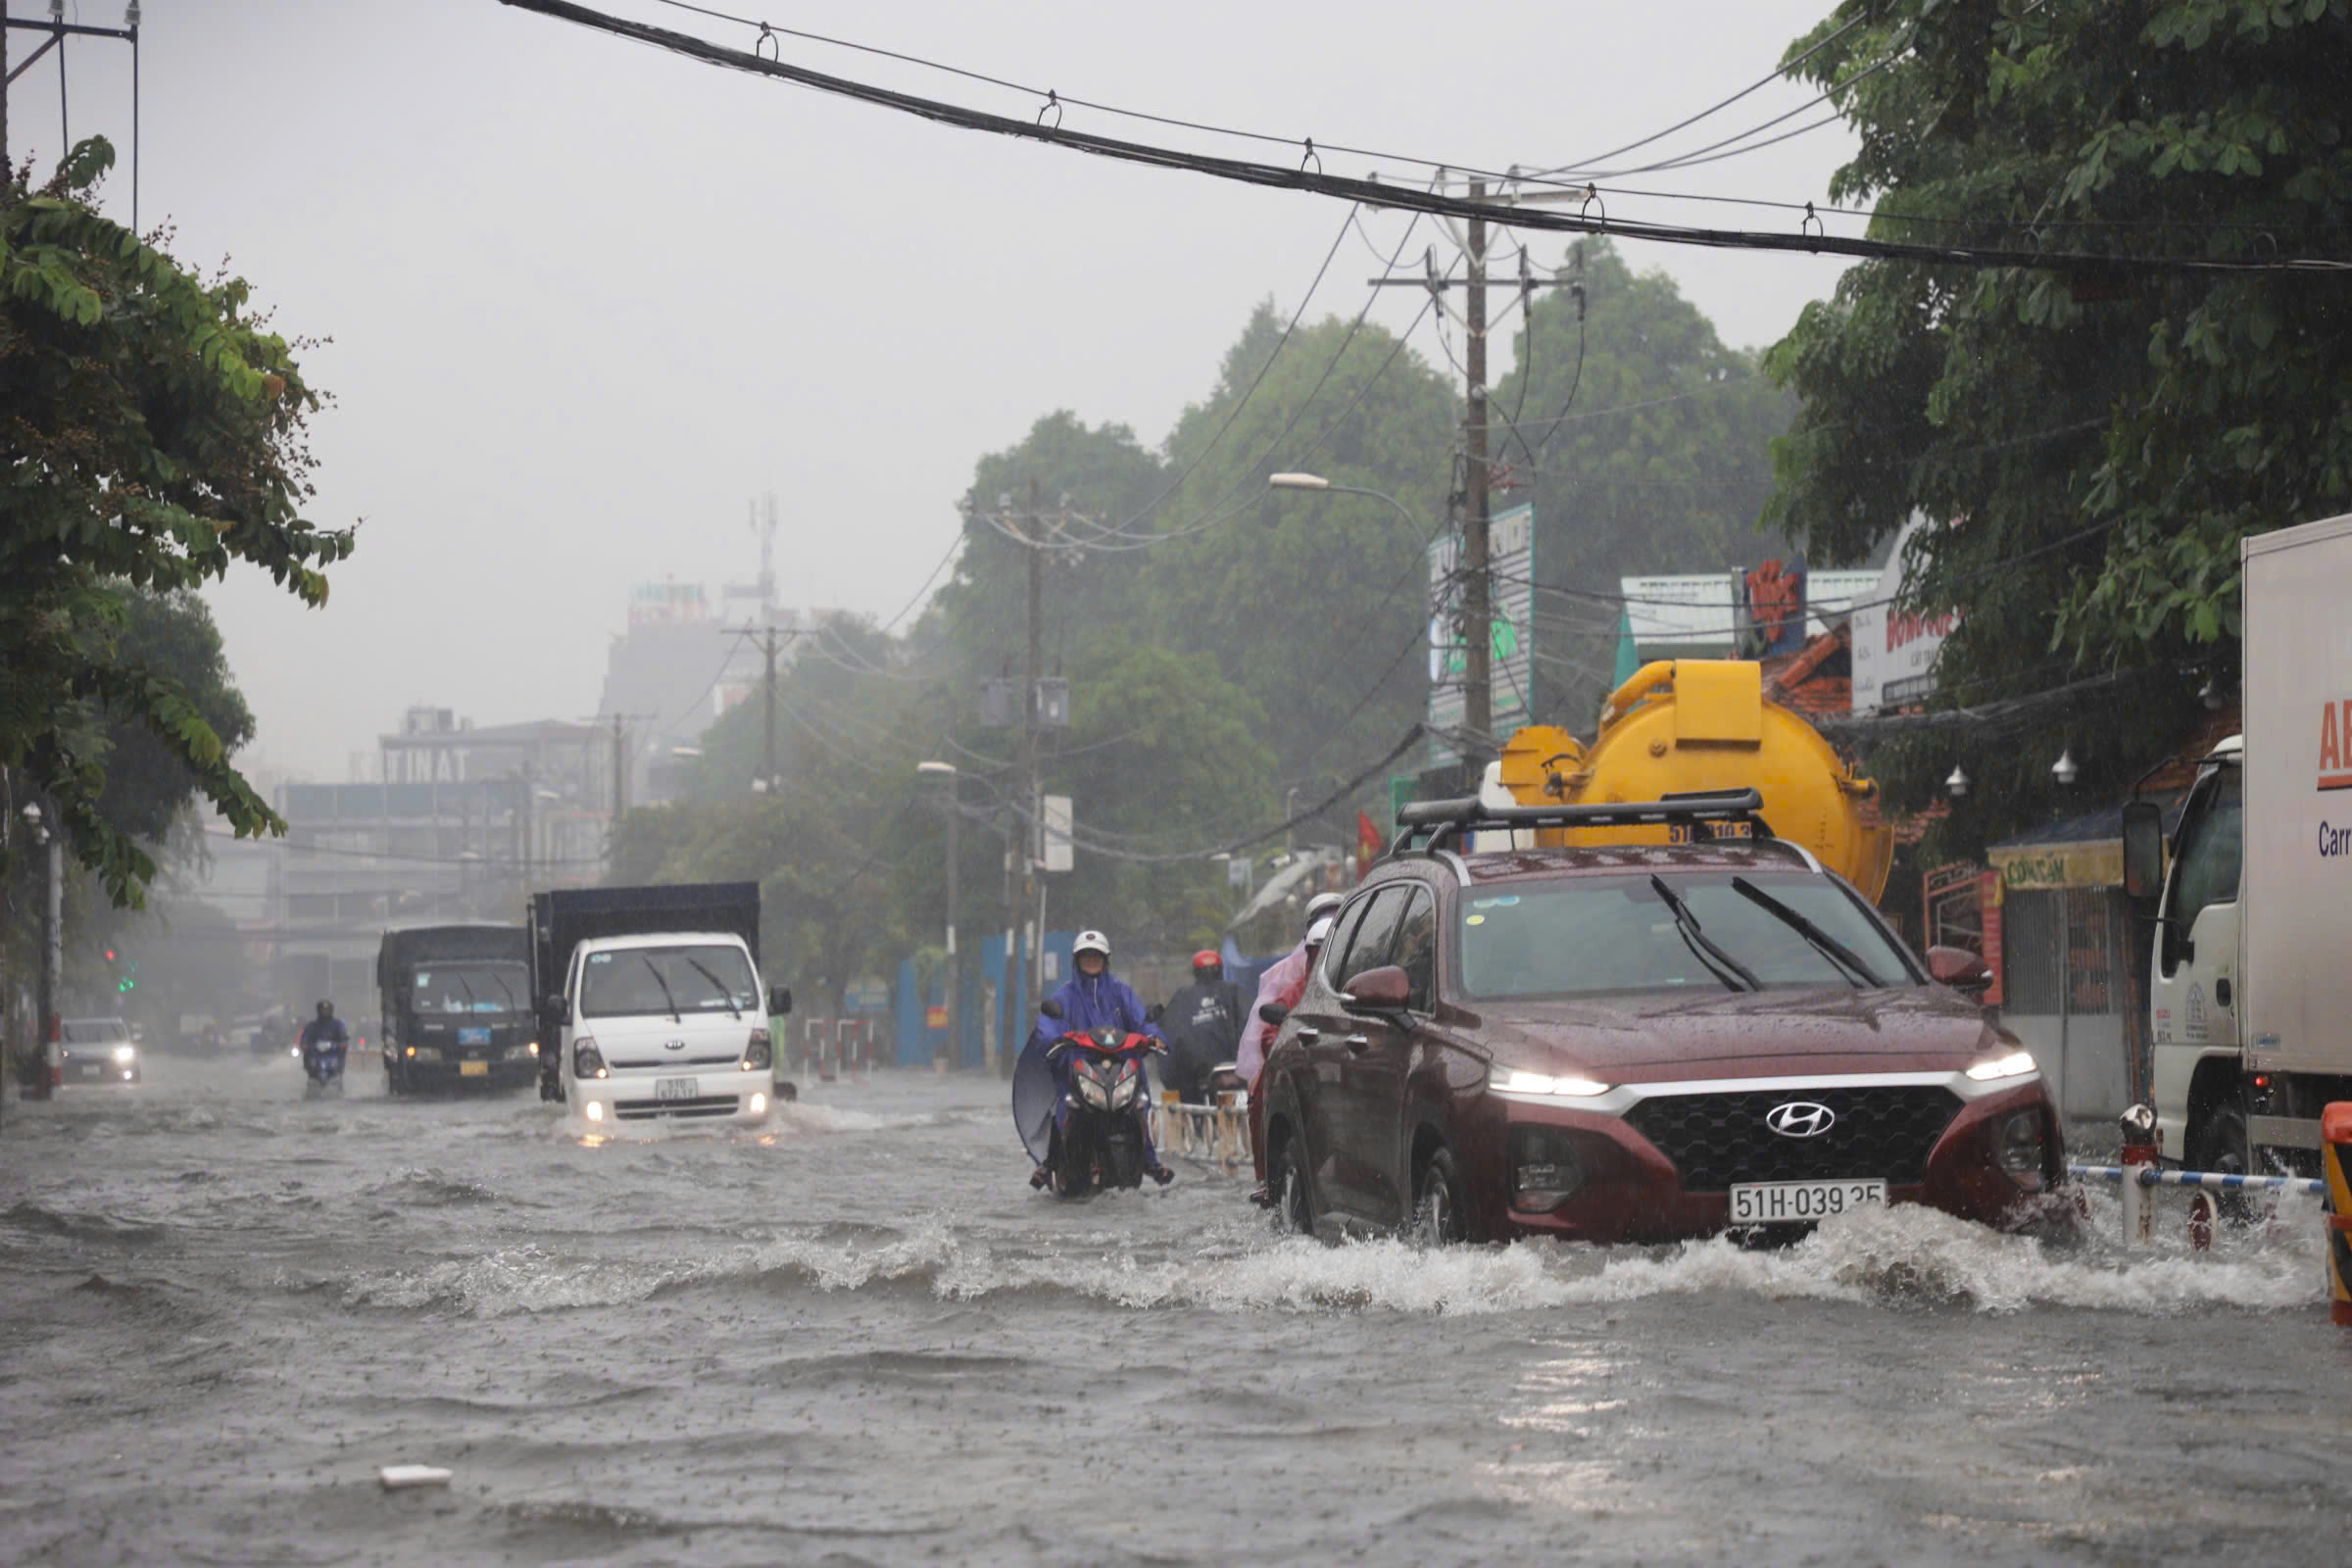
[504,0,2352,275]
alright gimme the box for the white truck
[2125,512,2352,1176]
[528,882,789,1131]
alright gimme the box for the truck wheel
[2189,1095,2254,1225]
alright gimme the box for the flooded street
[5,1056,2350,1566]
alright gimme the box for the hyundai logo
[662,1039,688,1053]
[1765,1101,1837,1139]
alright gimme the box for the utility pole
[1023,477,1045,1015]
[1463,178,1493,749]
[1369,180,1577,762]
[722,624,793,795]
[610,712,627,823]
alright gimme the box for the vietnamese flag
[1355,809,1385,878]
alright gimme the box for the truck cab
[2139,738,2244,1167]
[529,884,786,1132]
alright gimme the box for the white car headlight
[1966,1050,2037,1082]
[112,1044,136,1063]
[1491,1067,1612,1100]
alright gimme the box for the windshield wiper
[454,971,478,1009]
[486,967,519,1010]
[1649,874,1759,993]
[641,956,683,1022]
[1730,876,1884,988]
[684,957,743,1018]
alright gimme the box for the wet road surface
[4,1054,2349,1564]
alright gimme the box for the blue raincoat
[1010,969,1164,1167]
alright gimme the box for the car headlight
[1490,1067,1612,1100]
[743,1028,772,1071]
[112,1044,136,1064]
[1966,1051,2036,1082]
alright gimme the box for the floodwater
[4,1054,2349,1565]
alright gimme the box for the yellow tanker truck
[1488,659,1893,902]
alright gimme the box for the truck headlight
[743,1028,772,1071]
[573,1039,608,1079]
[112,1044,136,1064]
[502,1044,535,1061]
[411,1046,443,1063]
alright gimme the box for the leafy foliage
[2,138,352,904]
[1764,0,2352,852]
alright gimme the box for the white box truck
[528,882,789,1131]
[2125,511,2352,1175]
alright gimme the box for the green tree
[1,138,351,905]
[1490,239,1798,726]
[1763,0,2352,853]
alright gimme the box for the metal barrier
[2325,1102,2352,1327]
[2071,1102,2335,1263]
[1152,1091,1251,1176]
[2068,1164,2328,1197]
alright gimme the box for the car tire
[2189,1092,2254,1225]
[1271,1130,1315,1237]
[1411,1145,1469,1246]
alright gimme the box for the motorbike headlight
[1076,1074,1109,1109]
[112,1044,136,1064]
[574,1039,608,1079]
[744,1028,773,1071]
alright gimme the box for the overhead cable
[504,1,2350,275]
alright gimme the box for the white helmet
[1073,929,1111,960]
[1305,892,1345,925]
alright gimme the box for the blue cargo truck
[376,923,538,1093]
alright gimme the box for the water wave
[329,1196,2326,1320]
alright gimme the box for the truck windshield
[2170,762,2243,934]
[579,945,759,1019]
[1457,871,1915,1001]
[409,962,529,1014]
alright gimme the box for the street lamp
[1268,471,1421,531]
[917,761,959,1070]
[2050,748,2081,788]
[1944,765,1970,801]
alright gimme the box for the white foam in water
[335,1196,2328,1319]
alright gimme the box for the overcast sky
[9,0,1859,782]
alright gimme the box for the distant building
[1618,567,1881,664]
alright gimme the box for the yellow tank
[1493,660,1892,901]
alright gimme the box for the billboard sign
[1428,504,1534,761]
[1850,513,1961,713]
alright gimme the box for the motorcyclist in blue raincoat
[299,1000,349,1083]
[1022,929,1172,1187]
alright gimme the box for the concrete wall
[2003,1012,2130,1121]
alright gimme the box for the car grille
[1622,1085,1964,1192]
[609,1054,741,1069]
[612,1094,741,1121]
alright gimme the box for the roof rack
[1389,788,1773,856]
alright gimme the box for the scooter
[1014,999,1163,1198]
[302,1040,347,1100]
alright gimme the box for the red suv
[1255,792,2066,1244]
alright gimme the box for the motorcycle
[1013,999,1164,1198]
[302,1037,347,1100]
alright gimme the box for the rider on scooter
[1027,930,1172,1187]
[299,1000,349,1083]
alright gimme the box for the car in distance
[1255,791,2066,1245]
[60,1017,142,1086]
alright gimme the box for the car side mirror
[539,994,567,1018]
[1926,946,1993,995]
[1257,1003,1289,1027]
[768,986,792,1017]
[1341,964,1410,1010]
[2121,800,2165,901]
[1039,999,1065,1021]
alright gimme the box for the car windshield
[409,961,529,1014]
[1457,871,1916,1001]
[61,1019,129,1045]
[579,944,758,1019]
